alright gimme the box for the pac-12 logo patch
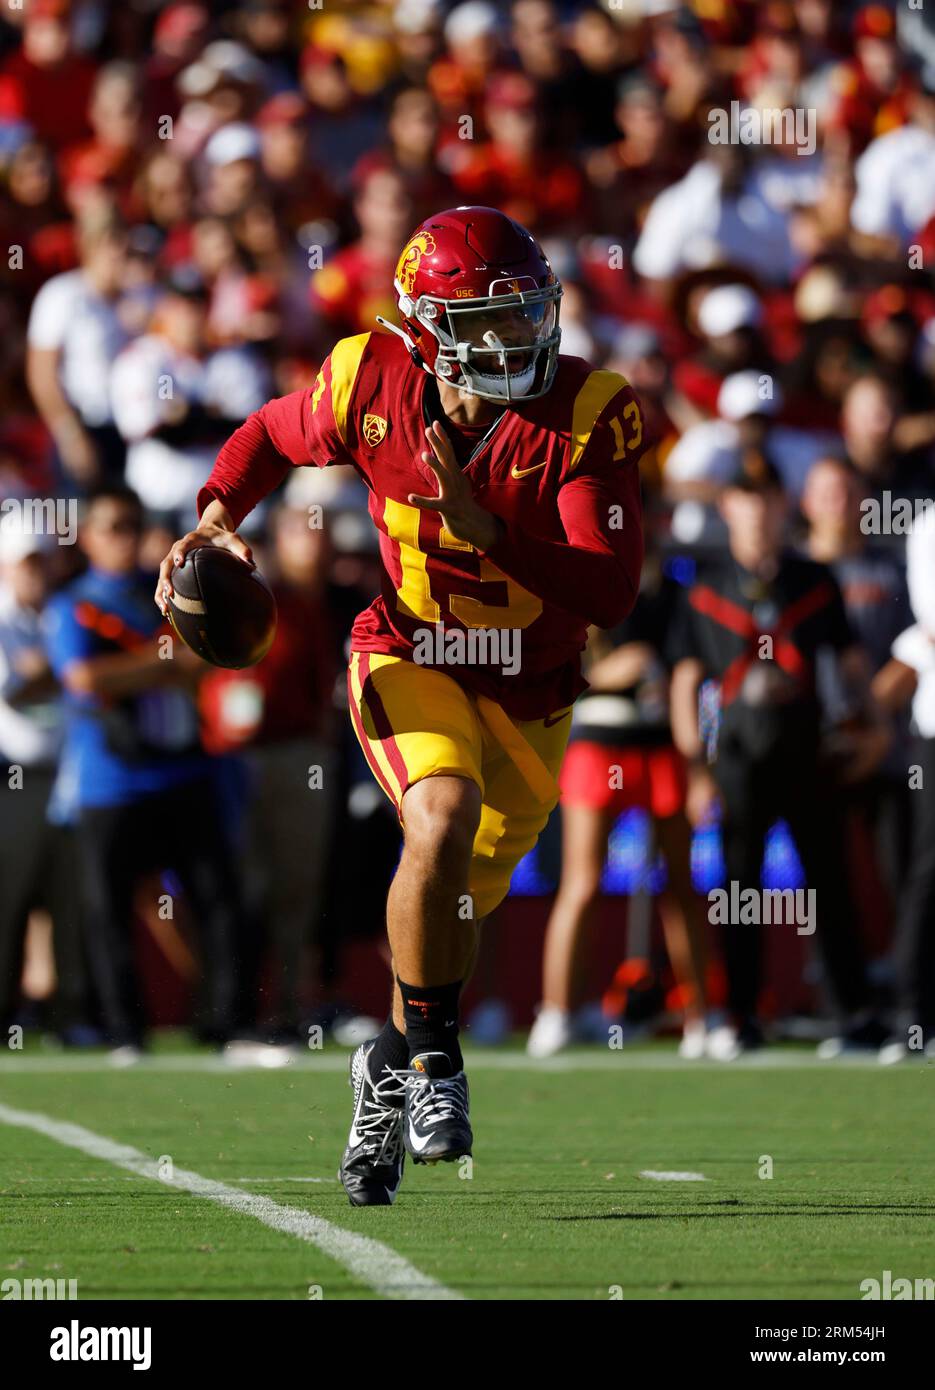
[362,413,388,447]
[396,231,436,295]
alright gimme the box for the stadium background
[0,0,933,1042]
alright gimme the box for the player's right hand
[155,524,254,615]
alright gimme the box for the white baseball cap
[717,370,782,422]
[204,122,262,166]
[445,2,500,46]
[0,518,49,566]
[698,283,762,338]
[394,0,444,35]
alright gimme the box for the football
[167,545,277,669]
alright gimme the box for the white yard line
[0,1050,904,1074]
[0,1102,464,1302]
[1,1175,340,1184]
[639,1170,708,1182]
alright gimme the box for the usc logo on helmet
[396,231,436,296]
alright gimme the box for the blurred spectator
[311,167,413,339]
[852,73,935,243]
[670,460,887,1057]
[0,522,89,1039]
[841,372,934,505]
[876,506,935,1058]
[587,74,686,241]
[58,62,143,218]
[450,70,589,235]
[135,151,196,265]
[634,139,822,285]
[202,121,263,218]
[200,505,339,1036]
[143,3,211,127]
[664,369,839,543]
[429,0,504,141]
[568,2,635,148]
[26,214,129,487]
[352,85,455,227]
[393,0,446,86]
[300,45,383,185]
[827,4,917,155]
[528,526,709,1060]
[110,269,270,528]
[257,92,340,235]
[802,454,913,950]
[0,0,96,154]
[42,486,242,1054]
[671,282,771,419]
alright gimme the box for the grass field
[1,1041,933,1301]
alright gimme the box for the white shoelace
[353,1069,405,1164]
[391,1069,468,1128]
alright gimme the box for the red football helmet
[382,205,563,403]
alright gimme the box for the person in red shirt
[826,4,917,154]
[351,86,457,228]
[256,92,341,236]
[157,206,644,1204]
[427,0,504,147]
[586,74,688,240]
[58,62,144,221]
[310,167,414,342]
[0,0,96,155]
[450,72,590,237]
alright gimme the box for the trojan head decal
[396,231,437,297]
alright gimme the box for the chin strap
[375,316,426,371]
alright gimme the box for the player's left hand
[409,421,501,552]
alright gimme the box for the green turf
[1,1045,933,1300]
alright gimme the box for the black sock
[368,1016,409,1085]
[397,978,463,1072]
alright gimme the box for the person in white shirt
[111,269,271,529]
[0,523,89,1039]
[852,80,935,245]
[26,217,129,487]
[633,141,822,285]
[663,370,840,544]
[874,504,935,1061]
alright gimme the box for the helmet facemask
[402,278,562,403]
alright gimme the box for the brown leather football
[167,547,276,669]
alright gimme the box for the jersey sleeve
[483,374,645,629]
[196,333,371,526]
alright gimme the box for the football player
[157,206,645,1205]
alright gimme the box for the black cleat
[398,1052,473,1165]
[339,1041,406,1206]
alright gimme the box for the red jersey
[198,332,644,720]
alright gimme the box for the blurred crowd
[1,0,935,1060]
